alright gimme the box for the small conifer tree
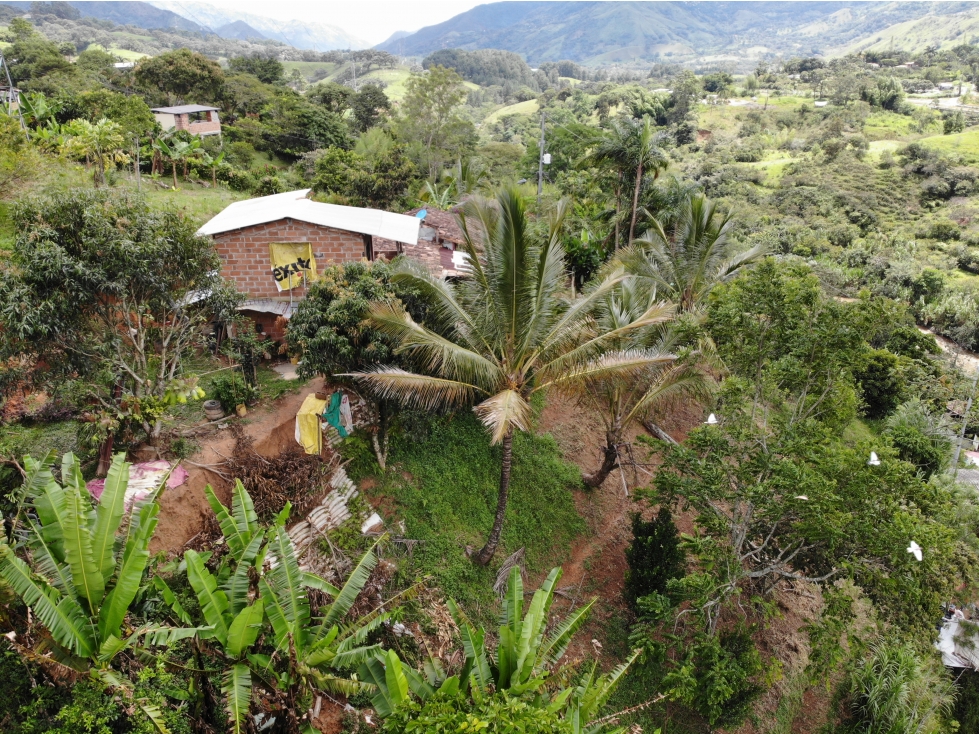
[624,508,686,610]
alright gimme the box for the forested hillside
[6,7,979,734]
[379,0,979,66]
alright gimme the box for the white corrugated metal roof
[197,189,421,244]
[151,104,220,113]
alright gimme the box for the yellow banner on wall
[270,243,317,291]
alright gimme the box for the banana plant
[361,567,639,733]
[154,481,277,734]
[257,527,415,730]
[0,452,194,732]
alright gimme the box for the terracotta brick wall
[212,217,367,299]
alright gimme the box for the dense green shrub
[381,690,573,734]
[624,508,685,611]
[220,167,255,192]
[884,399,952,478]
[210,371,259,412]
[254,174,282,196]
[855,348,904,419]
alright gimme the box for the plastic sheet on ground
[936,619,979,669]
[87,460,188,510]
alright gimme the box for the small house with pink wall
[151,104,222,137]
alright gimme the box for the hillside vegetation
[6,8,979,734]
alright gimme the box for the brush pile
[225,425,331,519]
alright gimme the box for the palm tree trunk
[172,163,178,189]
[614,176,622,250]
[628,162,643,245]
[584,430,620,488]
[474,426,513,566]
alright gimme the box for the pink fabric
[87,461,188,504]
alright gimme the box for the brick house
[151,105,222,137]
[197,189,422,341]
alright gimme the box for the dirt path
[151,377,324,554]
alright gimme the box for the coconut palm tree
[586,117,669,249]
[621,192,766,312]
[578,280,714,488]
[349,188,668,564]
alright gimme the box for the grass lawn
[484,99,540,125]
[139,181,249,225]
[342,410,587,620]
[919,126,979,163]
[85,42,148,61]
[864,110,917,140]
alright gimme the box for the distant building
[151,104,222,137]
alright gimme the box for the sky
[187,0,487,45]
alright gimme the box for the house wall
[153,112,176,130]
[240,309,288,344]
[188,111,221,136]
[212,217,367,299]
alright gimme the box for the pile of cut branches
[225,425,330,520]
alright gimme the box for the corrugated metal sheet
[237,299,297,318]
[197,189,421,244]
[151,104,220,113]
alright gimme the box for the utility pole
[0,51,25,131]
[536,110,546,205]
[134,135,140,192]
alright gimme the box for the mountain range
[147,1,369,50]
[376,1,979,65]
[6,1,368,51]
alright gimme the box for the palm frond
[348,368,482,412]
[473,390,532,444]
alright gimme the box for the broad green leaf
[359,656,394,716]
[224,533,265,615]
[91,454,129,583]
[0,545,95,658]
[384,650,409,705]
[60,466,106,611]
[222,663,252,734]
[539,598,596,668]
[225,601,264,658]
[258,577,294,653]
[302,572,339,596]
[206,482,257,561]
[319,544,378,632]
[265,526,310,644]
[98,501,160,641]
[184,550,230,646]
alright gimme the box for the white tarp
[936,619,979,669]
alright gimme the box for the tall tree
[586,117,668,249]
[0,190,222,447]
[351,187,668,564]
[134,49,225,105]
[621,193,766,312]
[396,65,476,178]
[576,279,712,488]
